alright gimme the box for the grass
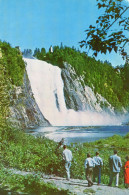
[83,188,96,194]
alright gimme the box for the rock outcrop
[9,70,51,129]
[61,62,115,114]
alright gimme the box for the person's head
[96,152,99,156]
[126,156,129,161]
[114,150,117,154]
[87,153,91,158]
[63,145,67,150]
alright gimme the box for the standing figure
[108,150,122,187]
[124,156,129,188]
[63,145,72,180]
[93,152,103,185]
[84,153,95,187]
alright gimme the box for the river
[26,125,129,145]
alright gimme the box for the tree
[80,0,129,61]
[0,59,9,130]
[41,48,46,56]
[23,49,32,58]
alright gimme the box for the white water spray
[25,58,123,126]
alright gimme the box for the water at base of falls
[26,125,129,145]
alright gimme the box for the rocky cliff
[9,70,51,129]
[61,62,117,114]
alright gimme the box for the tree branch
[104,6,129,33]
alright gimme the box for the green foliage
[0,58,10,135]
[33,47,46,59]
[0,41,25,86]
[80,0,129,60]
[23,49,32,58]
[83,188,96,194]
[0,168,69,194]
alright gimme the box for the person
[62,145,72,180]
[84,153,95,187]
[108,150,122,187]
[93,152,103,185]
[124,156,129,188]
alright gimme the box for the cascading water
[24,58,123,126]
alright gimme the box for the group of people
[62,145,129,188]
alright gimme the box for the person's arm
[62,151,66,161]
[84,159,88,169]
[92,159,95,167]
[100,158,103,166]
[70,151,73,161]
[119,157,122,167]
[93,157,98,166]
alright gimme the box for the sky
[0,0,129,67]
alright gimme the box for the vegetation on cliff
[0,41,25,86]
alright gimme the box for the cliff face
[61,62,116,114]
[9,70,51,129]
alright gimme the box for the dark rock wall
[9,70,51,129]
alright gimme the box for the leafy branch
[80,0,129,61]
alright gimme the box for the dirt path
[9,169,129,195]
[42,174,129,195]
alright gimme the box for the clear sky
[0,0,129,66]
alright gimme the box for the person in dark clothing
[93,152,103,185]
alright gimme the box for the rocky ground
[9,169,129,195]
[42,174,129,195]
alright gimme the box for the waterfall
[24,58,123,126]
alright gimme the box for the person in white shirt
[93,152,103,185]
[84,153,95,187]
[63,145,72,180]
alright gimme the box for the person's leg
[109,172,114,186]
[98,167,101,184]
[93,167,98,182]
[86,168,91,186]
[87,168,93,186]
[88,168,93,186]
[115,172,119,187]
[65,162,70,180]
[68,162,71,180]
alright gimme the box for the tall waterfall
[25,58,122,126]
